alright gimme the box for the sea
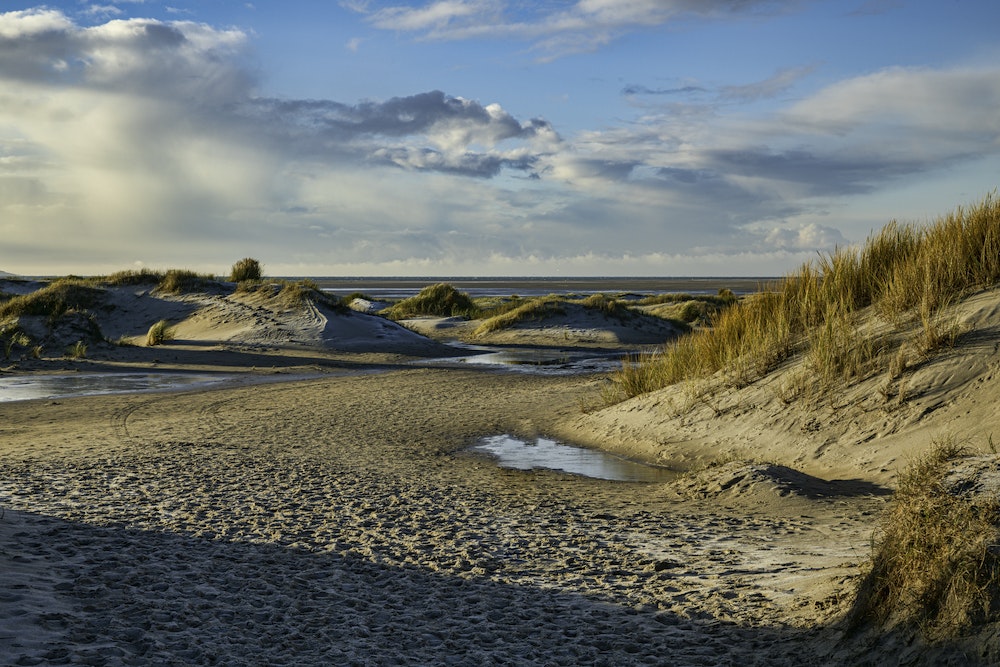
[304,277,773,300]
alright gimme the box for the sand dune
[1,279,998,664]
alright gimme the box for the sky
[1,1,999,277]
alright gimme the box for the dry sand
[1,281,998,665]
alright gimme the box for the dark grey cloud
[706,148,940,196]
[247,91,549,142]
[370,146,539,177]
[243,91,556,177]
[624,66,815,103]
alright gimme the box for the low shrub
[0,323,31,359]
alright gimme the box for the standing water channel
[470,434,675,482]
[0,373,232,402]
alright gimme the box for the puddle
[0,373,233,402]
[470,434,675,482]
[430,344,627,375]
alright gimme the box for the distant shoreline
[306,276,774,298]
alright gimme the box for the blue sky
[1,1,999,276]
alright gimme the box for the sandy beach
[1,279,998,665]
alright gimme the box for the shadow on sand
[0,509,856,667]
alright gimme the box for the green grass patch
[64,340,87,359]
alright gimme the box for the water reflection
[0,373,231,402]
[470,434,674,482]
[429,343,627,375]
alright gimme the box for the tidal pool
[0,373,232,402]
[430,343,628,375]
[470,434,675,482]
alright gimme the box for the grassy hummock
[383,283,479,319]
[849,440,1000,640]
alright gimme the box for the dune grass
[0,279,104,323]
[606,192,1000,402]
[849,440,1000,640]
[472,296,566,336]
[145,319,174,346]
[100,268,216,294]
[383,283,479,319]
[0,323,31,359]
[230,257,262,283]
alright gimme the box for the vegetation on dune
[580,293,635,320]
[383,283,479,319]
[230,257,263,283]
[0,259,280,357]
[276,279,344,311]
[65,340,88,359]
[156,269,215,295]
[99,268,215,294]
[472,291,696,338]
[0,279,103,322]
[145,319,174,346]
[233,278,345,313]
[472,295,566,336]
[606,192,1000,402]
[638,289,739,325]
[102,268,165,286]
[849,440,1000,640]
[0,323,33,359]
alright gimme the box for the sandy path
[0,367,883,665]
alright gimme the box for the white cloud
[370,0,496,32]
[0,10,570,273]
[356,0,797,59]
[786,66,1000,141]
[0,8,72,38]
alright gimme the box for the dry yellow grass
[608,192,1000,402]
[849,440,1000,640]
